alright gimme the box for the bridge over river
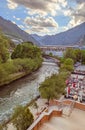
[40,45,74,52]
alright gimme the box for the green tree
[59,71,70,81]
[11,42,41,59]
[81,50,85,64]
[64,48,76,62]
[74,49,82,62]
[0,44,9,63]
[0,124,3,130]
[49,52,53,56]
[0,32,15,63]
[39,74,66,103]
[12,106,34,130]
[61,58,74,72]
[64,58,74,65]
[0,65,7,82]
[64,48,85,64]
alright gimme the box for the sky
[0,0,85,35]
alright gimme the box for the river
[0,61,59,123]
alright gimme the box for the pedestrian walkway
[39,108,85,130]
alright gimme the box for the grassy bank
[0,61,42,87]
[0,72,26,87]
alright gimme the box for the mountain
[31,34,44,45]
[0,16,40,45]
[79,35,85,46]
[33,22,85,46]
[0,16,85,46]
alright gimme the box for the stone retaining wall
[50,99,85,111]
[27,109,62,130]
[27,99,85,130]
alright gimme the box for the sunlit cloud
[7,0,18,9]
[6,0,85,35]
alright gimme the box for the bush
[11,42,41,59]
[60,58,74,72]
[39,74,66,102]
[12,106,34,130]
[3,60,19,74]
[0,124,3,130]
[0,65,7,82]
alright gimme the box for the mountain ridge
[0,16,40,45]
[32,22,85,46]
[0,16,85,46]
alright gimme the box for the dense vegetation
[11,42,41,59]
[59,48,85,73]
[0,34,42,86]
[0,124,3,130]
[39,72,69,103]
[0,32,15,63]
[64,48,85,64]
[12,106,34,130]
[60,58,74,72]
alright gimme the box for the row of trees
[64,48,85,64]
[60,58,74,72]
[0,58,42,84]
[11,42,42,59]
[59,48,85,72]
[0,40,42,86]
[0,32,15,63]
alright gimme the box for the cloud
[13,16,21,20]
[25,27,50,35]
[7,0,18,9]
[7,0,67,16]
[73,3,85,21]
[64,0,85,28]
[24,16,58,27]
[24,16,58,35]
[25,27,59,36]
[6,0,85,35]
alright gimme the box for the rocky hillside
[0,16,40,45]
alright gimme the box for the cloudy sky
[0,0,85,35]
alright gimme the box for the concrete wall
[50,99,85,111]
[28,110,62,130]
[75,102,85,110]
[33,111,62,130]
[61,100,85,111]
[28,99,85,130]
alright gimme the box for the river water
[0,62,59,123]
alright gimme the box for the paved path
[39,108,85,130]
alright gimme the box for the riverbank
[0,72,26,87]
[4,97,47,130]
[2,95,40,126]
[0,63,59,127]
[0,61,42,88]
